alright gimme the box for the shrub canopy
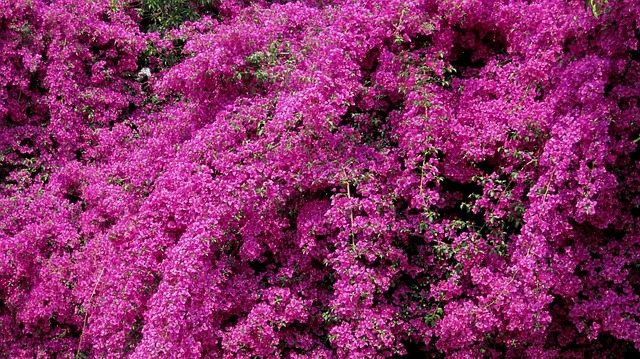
[1,0,640,357]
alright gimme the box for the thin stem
[76,267,104,358]
[542,171,554,203]
[343,169,355,246]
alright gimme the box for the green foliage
[138,0,219,33]
[586,0,609,17]
[423,307,444,327]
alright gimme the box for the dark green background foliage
[137,0,220,32]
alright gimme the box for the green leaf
[586,0,608,17]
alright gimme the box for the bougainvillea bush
[1,0,640,357]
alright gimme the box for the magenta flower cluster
[1,0,640,357]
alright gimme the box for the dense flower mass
[1,0,640,357]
